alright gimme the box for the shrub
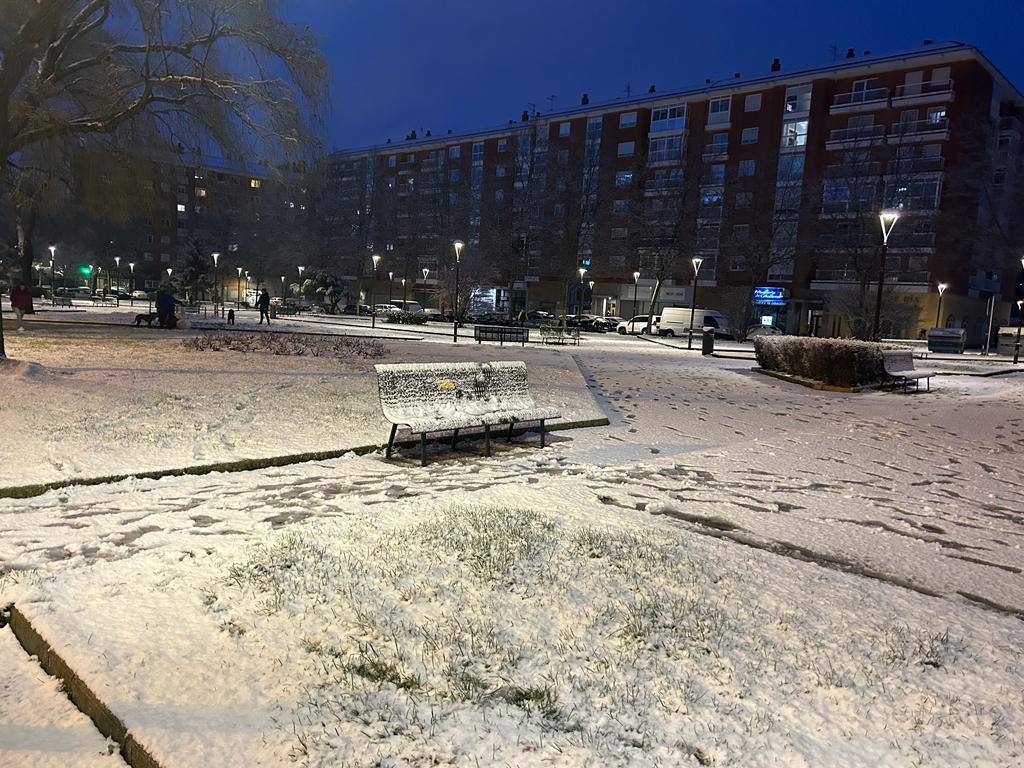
[385,311,428,325]
[753,336,896,388]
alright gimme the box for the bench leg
[451,428,459,449]
[484,424,492,457]
[539,419,546,448]
[385,424,397,459]
[507,421,515,443]
[420,433,427,467]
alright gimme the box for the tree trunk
[645,278,664,334]
[16,205,37,312]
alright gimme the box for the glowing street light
[128,262,136,306]
[388,271,394,304]
[871,209,901,340]
[212,252,221,315]
[934,282,948,329]
[688,257,704,350]
[1014,256,1024,365]
[49,245,57,305]
[113,256,122,305]
[452,240,464,342]
[371,253,382,328]
[236,266,243,305]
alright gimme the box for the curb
[0,417,610,500]
[7,605,165,768]
[752,367,866,393]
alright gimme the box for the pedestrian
[156,287,183,329]
[227,308,235,325]
[516,308,527,327]
[257,288,271,325]
[10,282,32,331]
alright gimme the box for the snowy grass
[204,504,1020,767]
[183,332,386,358]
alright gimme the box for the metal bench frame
[539,325,580,346]
[474,324,529,346]
[375,361,560,466]
[882,349,936,393]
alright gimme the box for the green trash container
[701,328,715,355]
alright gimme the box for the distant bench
[474,324,529,346]
[882,349,936,393]
[375,361,559,466]
[53,297,74,307]
[539,325,580,346]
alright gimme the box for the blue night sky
[286,0,1024,151]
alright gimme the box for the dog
[227,309,235,325]
[134,312,159,327]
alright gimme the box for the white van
[389,300,424,314]
[652,307,730,338]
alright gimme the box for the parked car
[130,290,150,300]
[616,315,653,335]
[652,307,731,338]
[420,308,443,321]
[342,303,372,315]
[389,300,424,314]
[526,310,554,323]
[744,324,784,340]
[374,303,400,315]
[577,314,610,333]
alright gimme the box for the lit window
[745,93,762,112]
[559,122,571,137]
[785,84,812,114]
[195,187,206,197]
[619,111,637,128]
[176,203,186,212]
[781,120,809,148]
[615,170,633,187]
[617,141,635,157]
[449,146,461,158]
[250,178,261,188]
[741,127,759,145]
[472,142,484,163]
[387,156,396,167]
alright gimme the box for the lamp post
[688,257,704,349]
[114,256,121,305]
[1014,299,1023,365]
[577,267,587,324]
[212,252,221,316]
[49,245,56,305]
[236,267,243,304]
[871,209,901,341]
[402,277,408,306]
[632,270,641,322]
[388,271,394,305]
[280,275,286,299]
[93,266,99,294]
[422,267,429,311]
[371,254,381,328]
[934,282,947,328]
[452,240,464,342]
[128,262,135,306]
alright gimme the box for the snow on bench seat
[375,361,560,464]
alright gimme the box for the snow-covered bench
[474,324,529,346]
[375,361,560,465]
[539,325,580,345]
[882,349,936,393]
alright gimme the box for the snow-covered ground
[2,322,1024,766]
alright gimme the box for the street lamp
[452,240,464,342]
[236,266,243,304]
[871,209,901,341]
[212,252,221,315]
[688,257,704,350]
[1015,256,1024,364]
[402,277,408,306]
[298,265,305,278]
[114,256,121,305]
[577,267,587,324]
[371,253,381,328]
[632,270,641,323]
[128,262,135,306]
[934,282,948,328]
[49,245,56,305]
[388,271,394,305]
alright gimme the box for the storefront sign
[753,286,788,306]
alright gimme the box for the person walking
[257,288,271,325]
[156,288,183,329]
[10,282,32,331]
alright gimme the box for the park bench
[539,325,580,346]
[53,297,74,307]
[882,349,936,393]
[91,296,116,306]
[474,324,529,346]
[375,361,560,466]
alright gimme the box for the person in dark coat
[156,288,182,329]
[257,289,271,325]
[10,283,32,330]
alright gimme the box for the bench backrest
[375,361,536,424]
[883,349,915,373]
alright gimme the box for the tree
[176,236,213,302]
[300,268,345,314]
[826,286,920,339]
[0,0,327,357]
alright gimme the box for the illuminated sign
[753,286,788,306]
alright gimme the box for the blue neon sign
[753,286,788,306]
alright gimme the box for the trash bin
[701,327,715,355]
[270,305,277,319]
[926,327,965,354]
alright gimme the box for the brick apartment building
[322,41,1024,341]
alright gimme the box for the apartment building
[323,41,1024,340]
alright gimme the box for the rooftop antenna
[623,82,632,98]
[829,42,838,61]
[547,94,556,111]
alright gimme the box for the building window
[195,187,206,197]
[559,122,571,137]
[650,105,685,133]
[615,170,634,187]
[497,138,508,152]
[741,127,759,145]
[993,168,1007,185]
[619,111,637,128]
[735,191,753,208]
[146,234,154,244]
[160,235,170,245]
[708,97,731,125]
[648,135,682,163]
[495,189,504,202]
[785,84,812,114]
[611,227,628,240]
[554,203,566,218]
[176,203,186,212]
[449,146,461,158]
[449,168,460,182]
[613,199,630,215]
[745,93,762,112]
[387,156,396,167]
[448,191,458,205]
[927,107,947,124]
[738,159,756,177]
[777,154,805,182]
[558,149,569,164]
[781,119,809,148]
[707,164,726,185]
[732,223,750,240]
[496,165,506,178]
[617,141,635,157]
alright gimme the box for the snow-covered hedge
[754,336,889,388]
[385,311,428,325]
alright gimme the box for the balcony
[886,157,945,175]
[811,268,931,288]
[815,233,876,250]
[825,161,881,179]
[701,143,729,161]
[825,124,885,150]
[887,231,936,250]
[1000,116,1022,137]
[830,87,889,114]
[888,117,950,142]
[891,79,954,107]
[647,148,683,166]
[644,178,683,195]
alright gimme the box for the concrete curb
[6,605,165,768]
[0,417,610,500]
[752,367,866,393]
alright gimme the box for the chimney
[863,50,871,56]
[409,129,417,140]
[386,138,391,144]
[425,130,431,137]
[447,129,452,134]
[770,57,781,72]
[521,109,529,122]
[922,38,934,45]
[581,93,589,105]
[705,78,711,84]
[846,48,855,59]
[648,84,656,93]
[734,72,741,79]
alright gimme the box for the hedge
[385,311,429,325]
[753,336,896,388]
